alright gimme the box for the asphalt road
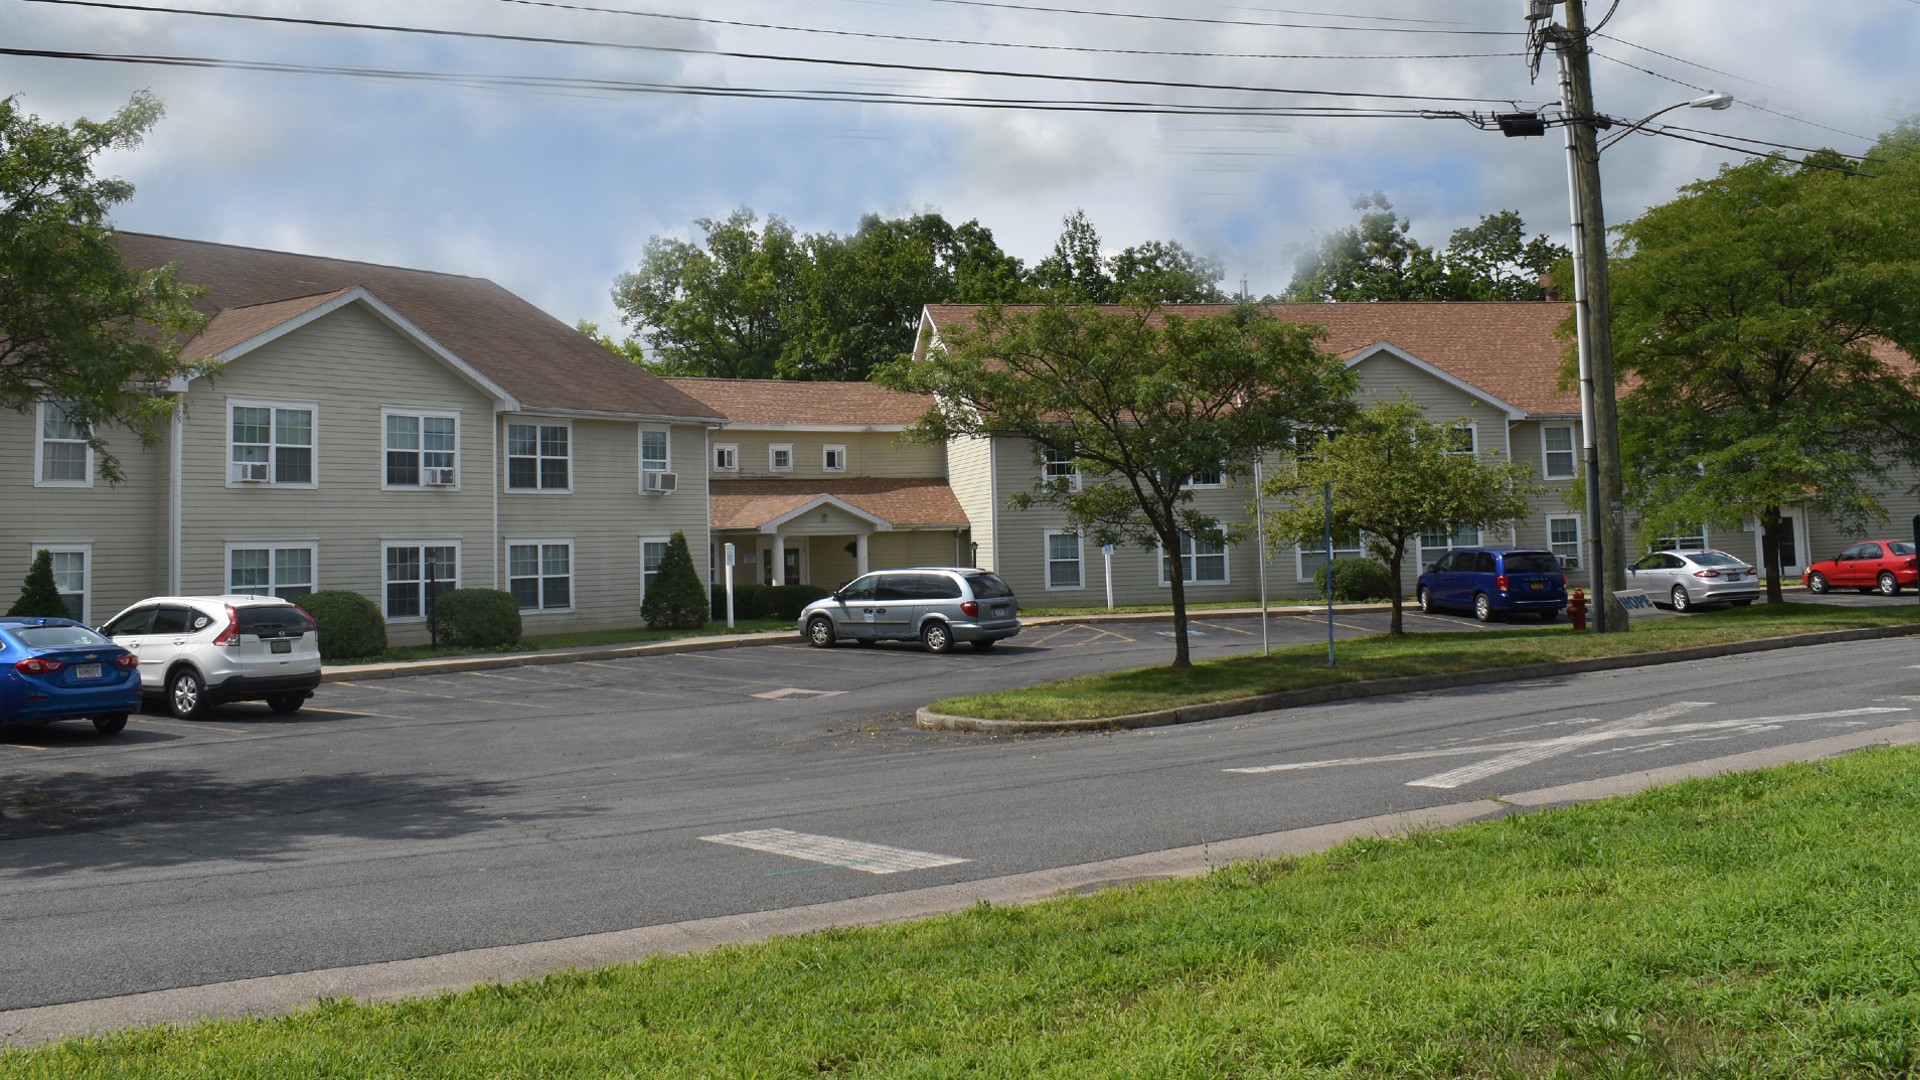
[3,604,1914,1018]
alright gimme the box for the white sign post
[723,543,736,629]
[1103,544,1115,610]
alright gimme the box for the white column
[771,529,785,585]
[855,532,869,577]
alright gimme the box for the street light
[1598,91,1733,152]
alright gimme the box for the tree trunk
[1168,563,1191,669]
[1761,505,1785,604]
[1388,541,1406,636]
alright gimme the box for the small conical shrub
[641,531,709,630]
[7,550,73,619]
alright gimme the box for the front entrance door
[1755,512,1805,578]
[784,547,803,586]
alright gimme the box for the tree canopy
[1607,123,1920,601]
[1281,193,1567,303]
[1,92,209,482]
[1261,396,1544,635]
[877,302,1355,668]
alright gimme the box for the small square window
[770,444,793,471]
[823,445,846,472]
[714,444,738,471]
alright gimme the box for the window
[1042,446,1081,492]
[36,402,92,486]
[1656,527,1707,551]
[1542,424,1576,481]
[641,429,670,473]
[1547,515,1582,570]
[1162,532,1229,585]
[1447,424,1477,456]
[714,443,738,471]
[1184,462,1226,488]
[384,411,458,487]
[506,421,570,491]
[227,543,317,599]
[1045,531,1082,589]
[1297,533,1364,582]
[823,444,847,472]
[1418,524,1482,563]
[383,543,458,619]
[229,400,315,485]
[769,444,793,471]
[1292,428,1342,459]
[641,536,670,597]
[508,541,572,612]
[26,545,89,621]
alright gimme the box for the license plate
[74,663,102,680]
[271,639,292,654]
[1528,582,1544,590]
[993,606,1010,616]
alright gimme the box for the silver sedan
[1626,549,1761,612]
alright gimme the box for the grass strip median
[9,744,1920,1077]
[934,602,1920,723]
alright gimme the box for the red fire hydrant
[1568,588,1588,631]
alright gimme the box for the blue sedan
[0,617,143,736]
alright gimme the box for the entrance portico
[708,477,971,589]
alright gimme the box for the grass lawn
[379,619,794,662]
[934,602,1920,722]
[8,745,1920,1077]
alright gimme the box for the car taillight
[1561,573,1568,586]
[15,657,64,675]
[211,604,240,646]
[114,653,141,670]
[1495,574,1509,591]
[961,600,980,617]
[1693,569,1721,578]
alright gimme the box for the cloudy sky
[6,0,1915,336]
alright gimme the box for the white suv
[100,596,322,719]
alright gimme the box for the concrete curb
[916,621,1920,733]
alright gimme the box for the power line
[1589,50,1876,143]
[923,0,1518,36]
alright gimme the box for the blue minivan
[1416,546,1568,622]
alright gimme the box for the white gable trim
[1347,341,1526,420]
[762,494,892,533]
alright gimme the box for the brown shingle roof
[665,377,934,427]
[118,233,723,422]
[922,302,1581,415]
[709,478,967,530]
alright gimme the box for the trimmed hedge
[429,588,523,648]
[300,590,388,662]
[710,582,831,622]
[7,549,71,619]
[1312,557,1397,603]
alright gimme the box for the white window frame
[1182,461,1227,489]
[506,538,574,613]
[225,542,319,599]
[1656,526,1708,552]
[1547,515,1583,570]
[1447,423,1478,456]
[1159,532,1231,586]
[1416,524,1483,566]
[713,443,739,471]
[26,542,90,623]
[641,535,671,600]
[34,402,94,488]
[504,419,572,493]
[381,540,461,621]
[1044,530,1084,590]
[769,443,794,471]
[1042,446,1082,492]
[640,428,671,475]
[1541,423,1577,481]
[1295,534,1365,583]
[822,444,847,472]
[381,408,461,490]
[227,398,319,488]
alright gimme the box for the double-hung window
[1418,524,1482,564]
[1447,424,1477,456]
[640,429,670,473]
[506,421,570,491]
[1656,526,1708,552]
[385,411,458,487]
[27,545,89,621]
[384,543,458,619]
[1542,424,1576,481]
[1547,515,1583,569]
[1042,446,1081,492]
[769,444,793,471]
[1045,531,1083,589]
[227,543,317,599]
[1162,533,1229,585]
[1297,533,1364,582]
[36,403,92,486]
[229,400,315,485]
[508,540,572,612]
[1183,462,1226,489]
[641,536,670,598]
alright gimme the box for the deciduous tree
[1281,195,1565,302]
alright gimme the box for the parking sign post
[723,543,736,629]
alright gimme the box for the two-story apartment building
[4,234,724,642]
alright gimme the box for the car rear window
[1893,542,1916,556]
[1502,553,1559,574]
[1689,551,1746,567]
[10,625,111,649]
[966,573,1014,599]
[237,605,315,635]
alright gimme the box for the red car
[1803,539,1919,596]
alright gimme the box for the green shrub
[429,588,523,648]
[6,549,73,619]
[1312,557,1397,602]
[710,582,831,622]
[300,590,388,662]
[641,532,709,630]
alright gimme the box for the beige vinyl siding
[866,530,965,570]
[946,435,995,571]
[721,430,941,479]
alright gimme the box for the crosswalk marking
[701,828,968,875]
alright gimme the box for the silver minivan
[798,567,1020,653]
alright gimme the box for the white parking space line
[301,706,423,722]
[358,684,555,709]
[701,828,969,875]
[1192,620,1257,637]
[1407,701,1711,789]
[131,716,251,735]
[750,689,848,701]
[0,741,48,751]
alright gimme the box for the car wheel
[1807,571,1829,594]
[922,621,953,654]
[1880,572,1901,596]
[970,639,997,651]
[1538,609,1558,623]
[167,668,205,720]
[267,694,305,715]
[1417,586,1433,614]
[91,713,128,736]
[1473,593,1493,623]
[805,616,836,648]
[1670,585,1691,613]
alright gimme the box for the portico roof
[709,478,968,532]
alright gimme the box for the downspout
[987,437,1000,572]
[168,402,183,594]
[492,406,503,588]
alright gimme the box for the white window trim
[380,539,462,621]
[1294,536,1365,583]
[380,407,462,491]
[1541,423,1577,481]
[506,537,575,614]
[640,534,671,601]
[1181,460,1228,489]
[34,402,94,488]
[1546,514,1583,570]
[1415,525,1484,567]
[1158,534,1232,587]
[504,418,573,495]
[822,444,847,472]
[224,541,320,599]
[1042,447,1082,493]
[26,542,91,623]
[1044,530,1084,591]
[640,427,671,474]
[227,398,320,489]
[769,443,794,472]
[713,443,739,471]
[1448,422,1478,456]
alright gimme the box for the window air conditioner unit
[425,467,456,486]
[233,461,269,483]
[643,470,677,493]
